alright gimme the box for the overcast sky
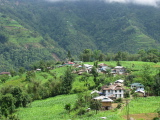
[46,0,160,7]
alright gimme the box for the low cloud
[46,0,160,7]
[106,0,160,7]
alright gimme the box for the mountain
[0,0,160,71]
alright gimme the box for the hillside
[0,0,160,70]
[0,11,65,71]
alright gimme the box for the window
[119,90,121,92]
[115,90,117,92]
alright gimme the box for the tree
[64,103,71,114]
[152,70,160,96]
[19,67,26,74]
[80,49,92,62]
[0,33,9,44]
[0,94,15,117]
[61,67,74,94]
[91,66,99,86]
[0,74,9,83]
[67,50,72,61]
[90,99,101,114]
[25,71,36,81]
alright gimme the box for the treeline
[0,66,75,119]
[0,0,160,56]
[79,49,160,63]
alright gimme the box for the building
[131,83,144,91]
[111,66,126,75]
[93,96,113,110]
[131,83,145,96]
[101,83,125,99]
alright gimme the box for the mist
[46,0,160,7]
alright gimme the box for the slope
[0,12,66,71]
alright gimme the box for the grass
[121,96,160,115]
[17,94,124,120]
[17,94,77,120]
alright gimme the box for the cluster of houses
[91,79,145,110]
[65,61,127,75]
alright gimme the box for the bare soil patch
[123,113,158,120]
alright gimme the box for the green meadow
[17,94,160,120]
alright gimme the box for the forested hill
[0,0,160,70]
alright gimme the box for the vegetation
[0,0,160,119]
[0,0,160,71]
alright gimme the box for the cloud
[106,0,160,7]
[46,0,160,7]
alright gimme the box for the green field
[17,94,123,120]
[17,94,160,120]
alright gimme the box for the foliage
[61,67,75,94]
[64,103,71,114]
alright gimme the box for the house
[101,83,125,99]
[131,83,144,91]
[112,66,126,74]
[131,83,145,96]
[0,72,11,76]
[64,61,75,66]
[74,61,83,64]
[93,96,113,110]
[114,79,124,84]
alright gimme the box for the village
[58,61,146,111]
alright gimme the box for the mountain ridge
[0,0,160,70]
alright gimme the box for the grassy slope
[17,94,123,120]
[17,94,160,120]
[1,61,160,88]
[1,61,160,119]
[0,13,43,46]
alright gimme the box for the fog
[46,0,160,7]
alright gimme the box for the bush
[114,98,122,103]
[77,108,86,115]
[116,103,122,109]
[152,117,160,120]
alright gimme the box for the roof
[101,97,113,102]
[93,96,113,102]
[91,90,100,94]
[98,63,108,66]
[0,72,10,75]
[115,66,124,69]
[131,83,144,87]
[115,79,124,83]
[102,84,125,90]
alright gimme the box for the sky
[46,0,160,7]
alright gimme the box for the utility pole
[126,99,130,120]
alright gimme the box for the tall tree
[61,67,74,94]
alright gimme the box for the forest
[0,0,160,71]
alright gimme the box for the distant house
[93,96,113,110]
[74,61,83,64]
[131,83,144,91]
[114,79,124,84]
[131,83,145,96]
[64,61,75,66]
[0,72,11,76]
[112,66,126,74]
[101,83,125,99]
[99,66,111,73]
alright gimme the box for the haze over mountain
[0,0,160,70]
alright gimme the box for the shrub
[77,108,86,115]
[116,103,122,109]
[114,98,122,103]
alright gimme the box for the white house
[111,66,126,74]
[114,79,124,84]
[101,83,125,98]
